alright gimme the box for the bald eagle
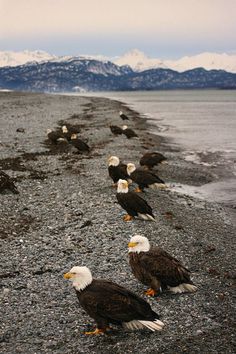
[122,125,138,139]
[64,266,164,335]
[127,163,165,192]
[70,134,90,152]
[119,111,129,120]
[0,171,19,194]
[110,125,123,136]
[61,123,81,135]
[116,179,155,221]
[128,235,197,296]
[108,156,130,186]
[47,129,63,144]
[140,152,167,169]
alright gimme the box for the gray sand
[0,92,235,354]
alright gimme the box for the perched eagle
[0,171,19,194]
[140,152,167,169]
[119,111,129,120]
[127,163,165,192]
[62,123,81,135]
[108,156,130,186]
[116,179,155,221]
[122,125,138,139]
[61,125,73,141]
[64,266,164,335]
[47,129,63,144]
[110,125,123,136]
[128,235,197,296]
[70,134,90,152]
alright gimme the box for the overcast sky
[0,0,235,58]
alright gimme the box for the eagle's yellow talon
[134,187,142,193]
[123,214,133,222]
[145,288,157,297]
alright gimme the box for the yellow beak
[128,242,138,248]
[64,272,73,279]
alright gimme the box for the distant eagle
[110,125,123,136]
[119,111,129,120]
[127,163,165,192]
[64,266,164,335]
[62,123,81,135]
[61,125,73,141]
[116,179,155,221]
[70,134,90,152]
[0,171,19,194]
[128,235,197,296]
[108,156,130,186]
[140,152,167,169]
[47,129,63,144]
[122,125,138,139]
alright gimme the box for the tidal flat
[0,92,235,354]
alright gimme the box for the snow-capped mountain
[1,49,236,73]
[114,49,168,71]
[0,50,111,68]
[0,50,56,67]
[114,49,236,73]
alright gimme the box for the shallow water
[69,90,236,207]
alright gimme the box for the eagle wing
[80,279,157,323]
[131,170,164,186]
[117,192,154,217]
[138,247,192,286]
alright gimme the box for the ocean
[71,90,236,207]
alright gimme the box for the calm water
[71,90,236,206]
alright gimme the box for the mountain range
[1,49,236,73]
[1,57,236,92]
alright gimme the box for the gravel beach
[0,92,235,354]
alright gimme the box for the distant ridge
[0,49,236,73]
[0,58,236,92]
[115,49,236,73]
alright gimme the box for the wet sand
[0,92,235,354]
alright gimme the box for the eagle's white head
[108,155,120,166]
[119,111,123,116]
[117,179,129,193]
[122,125,128,130]
[128,235,150,253]
[127,163,136,175]
[71,133,77,140]
[47,129,52,134]
[64,266,93,291]
[62,125,68,133]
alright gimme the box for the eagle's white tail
[138,213,155,222]
[168,283,197,293]
[123,319,164,332]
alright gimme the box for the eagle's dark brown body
[108,164,129,183]
[75,279,160,330]
[0,171,19,194]
[110,125,123,135]
[129,247,194,292]
[140,152,167,169]
[123,128,138,139]
[120,112,129,120]
[70,138,90,152]
[130,169,165,191]
[116,192,154,219]
[47,130,63,143]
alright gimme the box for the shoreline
[0,92,235,353]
